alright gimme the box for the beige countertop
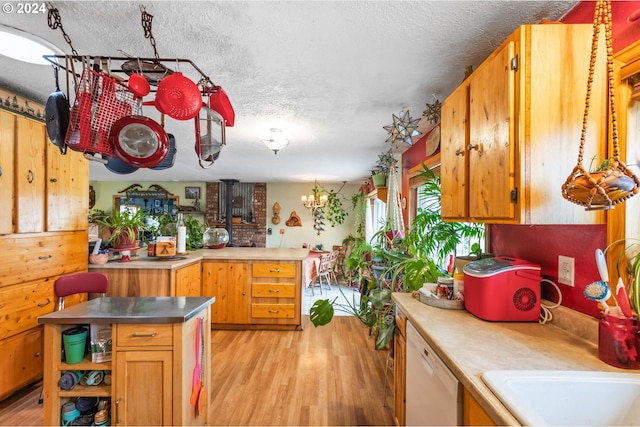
[88,247,310,270]
[392,293,627,426]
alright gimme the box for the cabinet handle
[115,399,121,424]
[455,148,465,156]
[467,143,479,151]
[37,298,51,307]
[0,166,2,177]
[131,333,157,338]
[38,255,52,260]
[27,169,34,183]
[268,310,280,313]
[268,289,280,293]
[269,269,281,273]
[34,352,41,358]
[49,178,58,183]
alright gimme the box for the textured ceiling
[0,0,577,183]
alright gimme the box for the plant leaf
[309,299,335,327]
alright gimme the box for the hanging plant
[325,190,347,226]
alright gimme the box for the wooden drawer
[0,231,88,288]
[252,283,295,298]
[0,279,55,340]
[115,324,173,347]
[252,263,297,279]
[0,327,43,401]
[251,303,295,319]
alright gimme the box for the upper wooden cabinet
[15,114,46,233]
[0,110,15,235]
[441,24,607,224]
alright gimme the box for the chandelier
[301,181,328,212]
[261,128,289,154]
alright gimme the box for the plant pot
[109,227,138,250]
[371,174,387,188]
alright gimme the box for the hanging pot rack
[42,54,220,96]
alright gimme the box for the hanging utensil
[195,104,225,169]
[155,72,202,121]
[45,64,70,155]
[206,85,235,127]
[121,58,173,85]
[110,114,169,168]
[151,113,177,170]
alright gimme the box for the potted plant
[95,207,148,250]
[183,215,205,250]
[371,149,395,188]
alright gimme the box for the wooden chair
[332,245,347,280]
[38,272,109,404]
[315,252,335,291]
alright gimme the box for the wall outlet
[558,255,575,287]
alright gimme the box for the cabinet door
[175,262,202,296]
[115,350,173,426]
[393,329,406,426]
[202,262,250,324]
[468,41,516,220]
[15,115,46,233]
[441,82,470,219]
[46,142,88,231]
[0,110,15,234]
[0,327,43,401]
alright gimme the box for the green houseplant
[310,163,485,350]
[371,149,395,188]
[95,208,148,249]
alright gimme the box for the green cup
[62,327,87,364]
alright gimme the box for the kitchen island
[38,297,214,426]
[90,248,310,330]
[392,293,623,426]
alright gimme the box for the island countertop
[38,296,215,324]
[88,247,310,270]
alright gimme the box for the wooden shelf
[368,187,387,202]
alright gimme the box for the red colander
[155,72,202,121]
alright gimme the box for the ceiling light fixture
[301,180,328,213]
[0,25,63,65]
[261,128,289,154]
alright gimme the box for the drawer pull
[34,352,41,358]
[268,310,280,313]
[268,289,280,293]
[131,333,157,338]
[269,269,281,273]
[38,255,52,260]
[37,298,51,307]
[27,169,34,183]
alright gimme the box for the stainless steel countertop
[38,297,215,324]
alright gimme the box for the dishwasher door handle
[420,347,435,374]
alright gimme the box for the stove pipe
[220,179,239,246]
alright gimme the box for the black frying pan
[45,66,69,155]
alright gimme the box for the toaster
[463,256,541,321]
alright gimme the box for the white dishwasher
[405,320,462,426]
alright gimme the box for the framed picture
[185,186,201,199]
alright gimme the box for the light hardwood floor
[0,316,394,426]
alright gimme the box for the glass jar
[203,227,229,249]
[598,314,640,369]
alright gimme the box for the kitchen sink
[482,370,640,426]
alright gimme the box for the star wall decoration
[423,97,442,124]
[383,109,421,147]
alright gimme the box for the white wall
[266,182,360,249]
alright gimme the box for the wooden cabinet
[251,262,299,325]
[463,387,496,426]
[203,258,303,329]
[441,24,607,224]
[41,298,211,426]
[94,261,202,297]
[0,103,89,401]
[202,261,251,324]
[0,109,15,235]
[393,306,406,426]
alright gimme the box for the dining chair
[38,272,109,404]
[331,245,347,280]
[315,252,335,292]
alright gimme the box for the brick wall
[204,182,267,247]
